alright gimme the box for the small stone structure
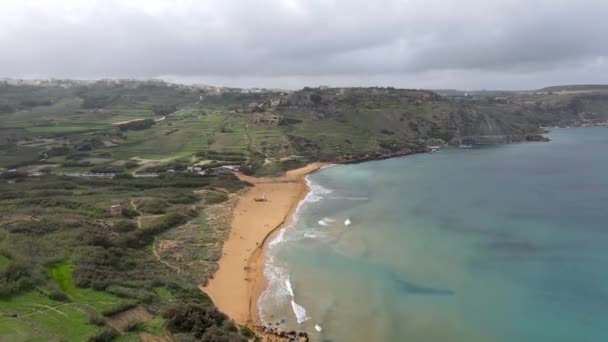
[249,113,282,126]
[109,204,122,217]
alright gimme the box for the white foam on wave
[285,278,295,297]
[291,299,310,324]
[303,231,328,239]
[317,217,335,226]
[304,177,333,203]
[259,175,331,325]
[268,175,332,249]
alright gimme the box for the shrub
[114,173,133,180]
[118,119,155,131]
[125,161,139,169]
[90,166,123,174]
[47,288,70,302]
[201,326,247,342]
[239,325,255,338]
[136,198,170,214]
[87,327,118,342]
[46,146,71,157]
[0,261,35,297]
[62,161,92,168]
[112,220,137,233]
[101,301,138,317]
[0,171,28,179]
[152,104,177,116]
[0,103,16,114]
[161,303,245,341]
[66,152,90,160]
[119,213,189,248]
[86,311,106,326]
[121,206,140,218]
[106,285,155,302]
[203,191,228,204]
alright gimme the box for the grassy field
[0,289,116,341]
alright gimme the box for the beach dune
[201,163,326,324]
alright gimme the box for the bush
[152,104,177,116]
[87,311,106,326]
[125,161,139,169]
[203,191,229,204]
[118,213,189,248]
[239,325,255,338]
[112,220,137,233]
[81,95,116,109]
[45,146,71,157]
[118,119,155,131]
[47,288,70,302]
[162,303,245,341]
[62,161,92,168]
[87,327,118,342]
[0,103,16,114]
[280,158,308,171]
[135,198,170,214]
[121,206,140,218]
[201,326,247,342]
[114,173,133,180]
[0,171,28,179]
[106,285,155,302]
[90,166,123,174]
[66,152,90,160]
[0,261,35,297]
[4,219,67,235]
[101,301,138,317]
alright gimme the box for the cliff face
[264,87,608,147]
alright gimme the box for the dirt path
[130,199,182,274]
[152,238,182,274]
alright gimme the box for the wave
[268,175,332,249]
[291,299,310,324]
[318,217,335,226]
[285,278,295,297]
[260,175,330,325]
[304,176,333,203]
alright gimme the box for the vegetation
[2,79,608,340]
[0,172,249,341]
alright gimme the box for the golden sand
[201,163,327,324]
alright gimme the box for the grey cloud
[0,0,607,89]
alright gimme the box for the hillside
[538,84,608,93]
[1,79,608,340]
[2,80,608,175]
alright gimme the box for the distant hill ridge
[538,84,608,92]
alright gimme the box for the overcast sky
[1,0,607,89]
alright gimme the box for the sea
[258,127,608,342]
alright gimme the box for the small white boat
[458,144,472,149]
[315,324,323,332]
[344,218,352,226]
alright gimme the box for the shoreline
[201,162,327,327]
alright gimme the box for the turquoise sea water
[258,127,608,342]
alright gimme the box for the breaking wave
[291,299,310,324]
[318,217,335,226]
[260,174,331,324]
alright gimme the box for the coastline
[201,162,327,327]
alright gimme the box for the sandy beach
[201,163,326,325]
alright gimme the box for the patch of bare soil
[107,305,153,331]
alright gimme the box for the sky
[1,0,607,90]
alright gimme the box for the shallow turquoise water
[259,127,608,341]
